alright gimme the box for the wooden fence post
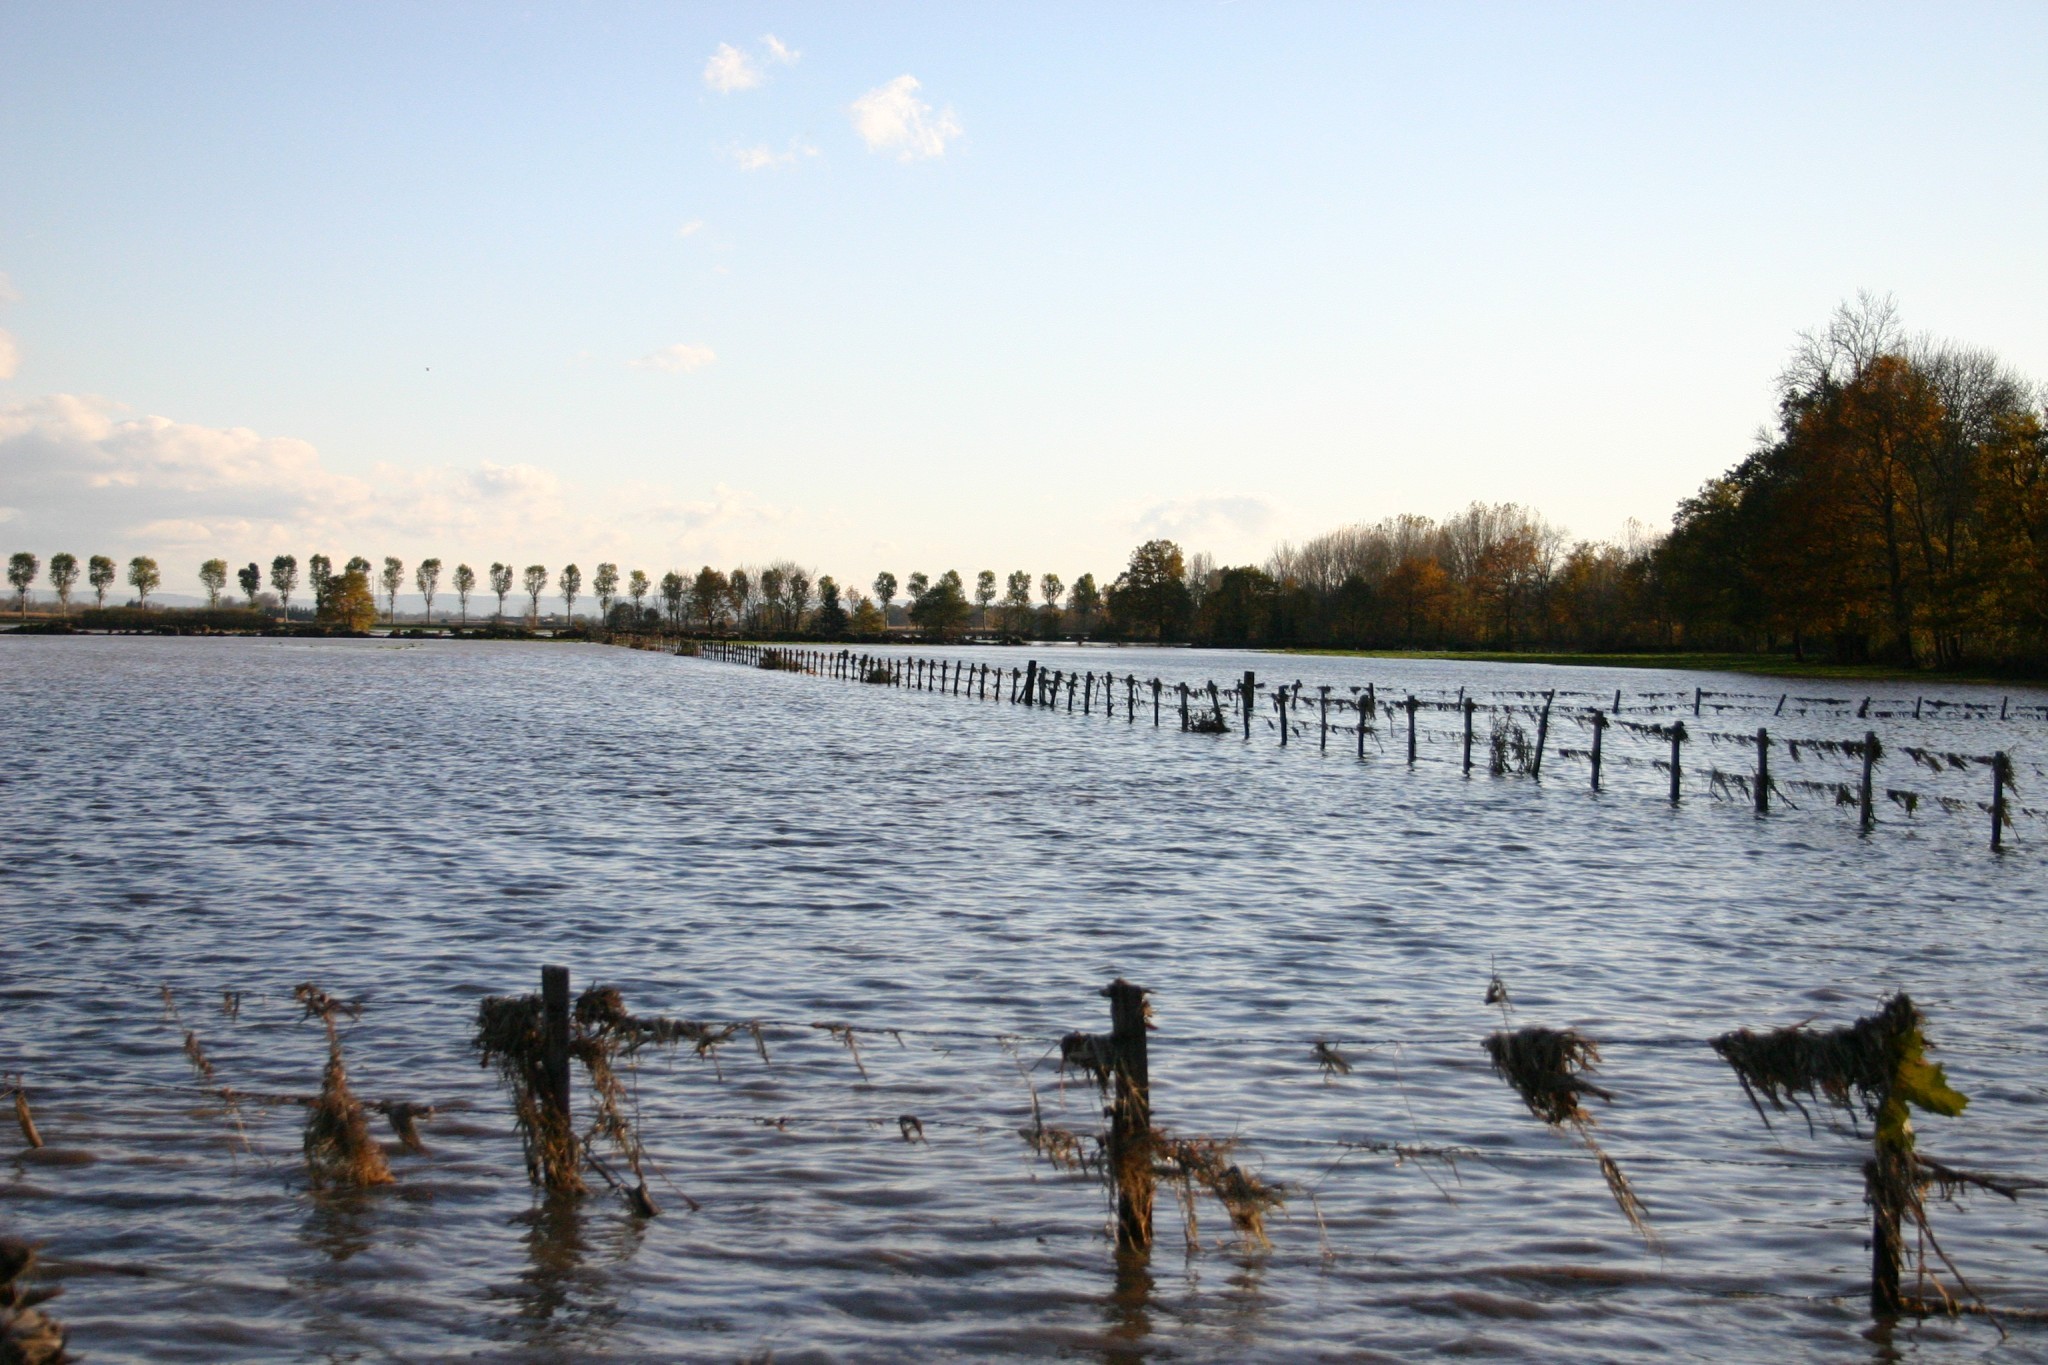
[1103,978,1153,1252]
[1241,671,1256,741]
[1319,686,1330,751]
[1405,695,1419,765]
[541,964,573,1131]
[1668,723,1687,804]
[1859,730,1877,831]
[1754,728,1771,814]
[1356,691,1367,759]
[1151,678,1162,726]
[1461,697,1475,774]
[1991,752,2010,852]
[1023,660,1037,706]
[1530,694,1552,778]
[1693,687,1702,717]
[1590,709,1607,791]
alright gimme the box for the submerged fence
[693,643,2038,851]
[7,966,2047,1334]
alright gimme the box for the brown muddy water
[2,635,2046,1362]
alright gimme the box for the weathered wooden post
[1276,689,1289,746]
[1668,722,1687,804]
[1858,696,1871,719]
[1127,676,1138,724]
[1775,693,1787,716]
[1152,678,1161,726]
[1103,979,1153,1252]
[1461,697,1476,774]
[1319,686,1330,751]
[1859,731,1877,831]
[1355,690,1367,759]
[541,965,573,1132]
[1241,671,1256,741]
[2001,696,2009,721]
[1530,693,1552,778]
[1023,659,1037,706]
[1991,752,2011,852]
[1613,687,1621,713]
[1754,727,1770,814]
[1590,709,1607,791]
[1177,682,1189,730]
[1693,687,1702,717]
[1404,695,1419,765]
[1913,696,1922,720]
[1084,672,1093,715]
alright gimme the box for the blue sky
[3,2,2045,595]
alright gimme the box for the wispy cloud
[676,219,705,238]
[628,343,717,374]
[0,274,20,305]
[705,35,796,93]
[703,42,761,93]
[0,332,17,380]
[850,76,961,161]
[727,139,817,172]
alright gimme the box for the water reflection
[299,1190,377,1265]
[490,1194,635,1355]
[1105,1247,1155,1363]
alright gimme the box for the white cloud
[0,274,20,305]
[0,331,17,380]
[0,390,820,593]
[628,343,717,373]
[849,76,961,161]
[0,393,570,558]
[1129,495,1281,555]
[727,140,817,172]
[763,34,799,66]
[703,42,761,92]
[676,219,705,238]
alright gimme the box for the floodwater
[2,634,2045,1363]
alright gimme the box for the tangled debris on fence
[474,991,584,1194]
[1155,1133,1289,1249]
[1485,1026,1651,1242]
[0,1238,68,1365]
[297,982,393,1191]
[1708,994,2027,1320]
[1489,714,1535,775]
[4,1077,41,1151]
[475,982,711,1214]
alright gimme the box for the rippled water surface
[4,635,2046,1363]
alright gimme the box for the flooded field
[3,635,2045,1362]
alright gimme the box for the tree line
[9,300,2042,666]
